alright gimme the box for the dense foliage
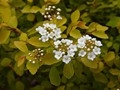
[0,0,120,90]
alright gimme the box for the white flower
[49,24,56,29]
[69,44,77,51]
[43,23,50,28]
[57,8,61,11]
[62,55,71,64]
[78,50,86,57]
[87,52,96,61]
[78,37,86,44]
[67,50,75,57]
[49,32,55,38]
[95,41,102,46]
[53,50,63,60]
[57,15,62,20]
[65,39,73,45]
[77,42,85,48]
[54,40,61,48]
[93,46,101,55]
[83,35,91,40]
[40,35,49,42]
[39,29,47,35]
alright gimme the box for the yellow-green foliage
[0,0,120,90]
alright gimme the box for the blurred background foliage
[0,0,120,90]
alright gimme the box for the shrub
[0,0,120,90]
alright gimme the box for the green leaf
[14,63,25,76]
[109,69,120,75]
[27,22,43,36]
[42,53,60,65]
[60,26,67,33]
[27,37,50,47]
[49,67,61,86]
[57,17,67,27]
[14,41,28,53]
[96,23,108,31]
[1,58,12,67]
[90,61,104,73]
[92,31,108,39]
[104,51,115,62]
[21,5,41,13]
[19,33,28,41]
[71,9,80,23]
[107,16,120,27]
[0,29,11,44]
[15,81,24,90]
[63,62,74,79]
[87,22,108,32]
[0,3,11,23]
[17,56,25,67]
[27,14,35,21]
[107,81,116,88]
[57,85,65,90]
[81,57,98,69]
[77,21,88,29]
[26,61,40,75]
[70,29,81,39]
[94,73,108,84]
[21,5,31,13]
[30,6,41,13]
[7,70,15,86]
[8,16,18,28]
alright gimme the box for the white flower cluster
[42,5,62,20]
[53,39,77,64]
[28,48,44,64]
[77,35,102,61]
[53,35,102,64]
[36,23,62,42]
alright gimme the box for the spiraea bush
[0,0,120,90]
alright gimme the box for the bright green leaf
[87,22,108,32]
[49,67,61,86]
[21,5,31,13]
[14,41,28,53]
[96,23,108,31]
[70,29,81,39]
[8,16,18,28]
[63,62,74,79]
[104,51,115,62]
[77,21,88,29]
[0,3,11,23]
[0,29,11,44]
[19,33,28,41]
[1,58,12,67]
[71,9,80,23]
[26,61,40,75]
[92,31,108,39]
[42,53,60,65]
[60,26,67,32]
[27,37,50,47]
[30,6,41,13]
[57,17,67,27]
